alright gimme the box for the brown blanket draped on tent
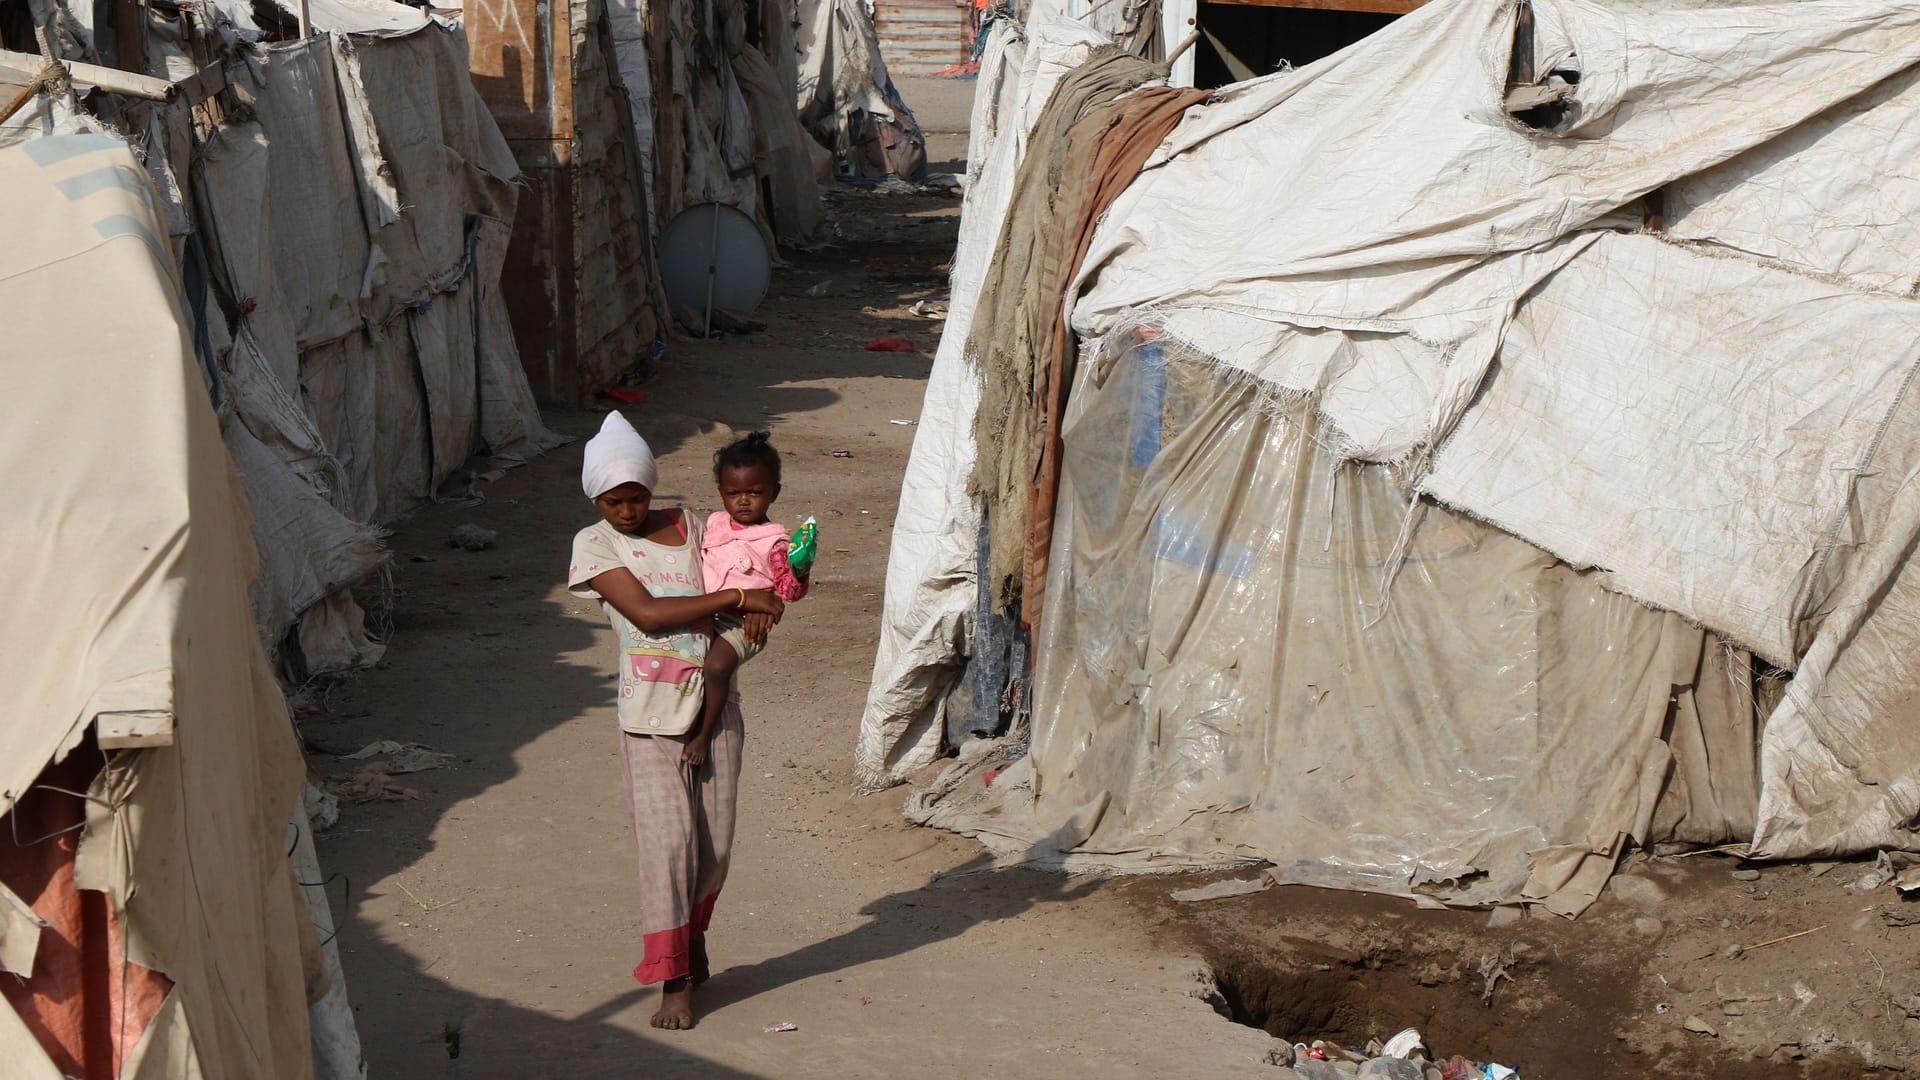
[966,46,1206,628]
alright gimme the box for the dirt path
[298,176,1278,1077]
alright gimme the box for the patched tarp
[1,132,316,1080]
[865,0,1920,903]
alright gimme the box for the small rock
[1609,874,1669,908]
[1720,943,1745,959]
[449,524,497,551]
[1293,1059,1344,1080]
[783,758,798,768]
[1731,869,1761,882]
[1684,1015,1720,1038]
[1264,1045,1295,1067]
[761,772,774,779]
[1631,916,1665,940]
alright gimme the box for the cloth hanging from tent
[965,45,1204,628]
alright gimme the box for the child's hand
[682,734,711,768]
[742,611,776,643]
[738,589,785,617]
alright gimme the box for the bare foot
[650,978,695,1030]
[691,934,711,986]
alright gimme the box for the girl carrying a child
[567,413,786,1031]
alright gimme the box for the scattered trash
[762,1021,798,1034]
[1170,876,1272,903]
[831,449,854,458]
[908,299,949,319]
[1740,924,1827,951]
[1440,1055,1476,1080]
[982,768,1004,787]
[1381,1029,1424,1059]
[921,173,964,192]
[1897,865,1920,894]
[805,280,834,298]
[864,336,917,353]
[449,524,497,551]
[1654,1002,1673,1015]
[859,996,871,1006]
[1484,1065,1517,1080]
[1304,1046,1328,1060]
[1476,952,1514,1005]
[304,782,340,832]
[1263,1044,1293,1067]
[347,740,457,774]
[1882,907,1920,928]
[602,388,647,405]
[322,770,420,803]
[1683,1015,1720,1038]
[888,418,916,425]
[1807,861,1837,878]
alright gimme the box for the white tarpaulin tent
[1,131,326,1080]
[863,0,1920,912]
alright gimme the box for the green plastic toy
[788,516,818,577]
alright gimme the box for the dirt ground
[295,77,1920,1079]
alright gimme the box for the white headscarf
[582,411,658,499]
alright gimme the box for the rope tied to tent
[0,58,71,127]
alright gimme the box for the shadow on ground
[297,186,1004,1078]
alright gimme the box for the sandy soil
[298,81,1920,1078]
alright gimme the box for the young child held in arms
[687,432,810,767]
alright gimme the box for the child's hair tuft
[714,430,782,485]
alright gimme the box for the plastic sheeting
[917,334,1757,914]
[869,0,1920,889]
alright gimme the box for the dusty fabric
[620,708,744,984]
[3,133,315,1079]
[795,0,927,179]
[570,515,712,737]
[582,411,660,499]
[857,18,1110,791]
[965,45,1201,621]
[0,751,173,1080]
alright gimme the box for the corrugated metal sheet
[875,0,970,76]
[467,0,663,405]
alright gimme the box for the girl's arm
[590,566,783,633]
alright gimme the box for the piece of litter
[831,449,854,458]
[864,336,916,353]
[1170,876,1271,903]
[602,388,647,405]
[805,281,833,298]
[1381,1028,1424,1059]
[449,524,497,551]
[346,740,457,774]
[859,996,871,1006]
[888,419,916,426]
[763,1021,798,1033]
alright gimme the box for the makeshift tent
[5,0,564,676]
[864,0,1920,914]
[797,0,928,179]
[605,0,827,245]
[0,131,330,1080]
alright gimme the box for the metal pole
[703,202,721,339]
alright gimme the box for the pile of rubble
[1270,1030,1518,1080]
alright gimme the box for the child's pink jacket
[700,512,809,602]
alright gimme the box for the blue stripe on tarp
[56,165,146,200]
[92,213,169,267]
[22,133,123,166]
